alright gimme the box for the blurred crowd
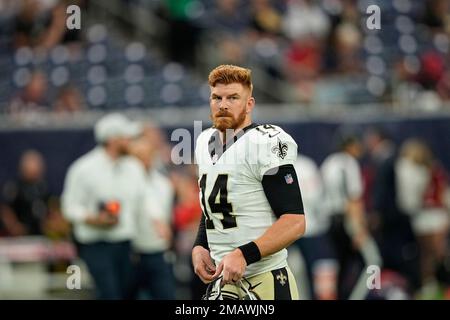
[160,0,450,107]
[1,112,450,300]
[0,0,449,113]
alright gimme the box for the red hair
[208,65,253,92]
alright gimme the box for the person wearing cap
[61,113,147,300]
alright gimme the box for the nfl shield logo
[284,174,294,184]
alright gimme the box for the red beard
[212,109,246,132]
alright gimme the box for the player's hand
[192,246,217,284]
[215,249,247,285]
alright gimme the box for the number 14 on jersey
[199,174,237,229]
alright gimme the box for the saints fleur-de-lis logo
[271,139,288,159]
[276,271,287,286]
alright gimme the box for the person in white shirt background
[320,135,378,300]
[129,135,176,300]
[61,113,148,300]
[289,154,337,300]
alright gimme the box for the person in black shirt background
[1,149,49,236]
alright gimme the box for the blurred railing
[0,236,75,262]
[0,236,93,299]
[1,104,450,130]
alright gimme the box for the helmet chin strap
[238,279,259,300]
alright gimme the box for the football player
[192,65,306,300]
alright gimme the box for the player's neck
[218,119,253,144]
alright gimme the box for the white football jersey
[195,124,298,277]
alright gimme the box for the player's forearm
[345,199,367,235]
[253,214,305,258]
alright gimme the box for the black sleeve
[262,164,304,218]
[193,214,209,250]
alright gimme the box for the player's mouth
[215,114,232,120]
[215,111,233,118]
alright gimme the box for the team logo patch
[284,174,294,184]
[271,139,288,159]
[276,270,287,286]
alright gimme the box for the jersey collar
[208,123,258,164]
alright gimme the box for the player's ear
[246,97,255,114]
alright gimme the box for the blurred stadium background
[0,0,449,300]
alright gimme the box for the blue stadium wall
[1,115,450,197]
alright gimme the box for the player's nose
[219,99,230,110]
[218,102,228,111]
